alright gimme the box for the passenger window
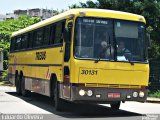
[27,32,33,48]
[50,25,56,44]
[15,37,21,50]
[35,29,43,47]
[43,26,50,45]
[33,31,37,47]
[54,22,64,44]
[10,37,15,52]
[24,34,28,49]
[21,35,27,49]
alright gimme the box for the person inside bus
[99,40,114,59]
[117,41,132,61]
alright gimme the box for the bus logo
[35,51,46,60]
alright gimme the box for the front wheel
[110,102,121,110]
[54,82,66,111]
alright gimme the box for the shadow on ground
[7,92,142,118]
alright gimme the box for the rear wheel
[110,102,121,110]
[16,75,21,96]
[21,75,31,97]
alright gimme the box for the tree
[0,16,41,69]
[70,0,160,59]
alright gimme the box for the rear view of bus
[63,9,149,110]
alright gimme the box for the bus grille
[85,83,141,88]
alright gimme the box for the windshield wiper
[94,56,101,63]
[128,59,134,65]
[95,45,112,63]
[125,54,134,65]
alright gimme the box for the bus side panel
[8,47,63,96]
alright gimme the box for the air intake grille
[85,83,141,88]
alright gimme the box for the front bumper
[69,86,148,103]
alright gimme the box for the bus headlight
[139,91,145,97]
[79,89,85,96]
[87,90,93,96]
[133,92,138,98]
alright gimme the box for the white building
[6,13,16,20]
[14,8,55,20]
[0,14,6,21]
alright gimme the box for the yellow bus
[8,9,149,111]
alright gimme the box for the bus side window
[43,26,50,45]
[38,29,43,47]
[54,21,65,44]
[21,35,26,49]
[24,34,28,49]
[27,32,33,48]
[10,37,15,52]
[33,31,37,48]
[14,37,17,50]
[15,36,21,50]
[50,25,56,45]
[34,29,43,47]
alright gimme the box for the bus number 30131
[81,70,98,75]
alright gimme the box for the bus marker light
[96,94,101,98]
[133,92,138,97]
[87,90,93,96]
[139,17,144,21]
[139,91,145,97]
[79,11,86,16]
[79,89,85,96]
[127,95,131,99]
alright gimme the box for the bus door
[62,19,73,99]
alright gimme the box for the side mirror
[64,22,72,43]
[146,33,151,48]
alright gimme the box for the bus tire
[54,82,65,111]
[21,75,31,97]
[110,101,121,110]
[16,74,22,96]
[50,74,56,99]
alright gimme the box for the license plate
[108,93,120,98]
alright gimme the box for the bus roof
[12,8,146,37]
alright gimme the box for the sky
[0,0,96,14]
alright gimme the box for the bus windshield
[74,17,147,62]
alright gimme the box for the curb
[146,97,160,103]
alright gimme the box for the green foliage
[70,0,160,59]
[149,90,160,98]
[149,40,160,59]
[0,16,41,33]
[0,16,41,69]
[1,70,8,81]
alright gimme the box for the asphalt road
[0,85,160,120]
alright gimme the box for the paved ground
[0,85,160,120]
